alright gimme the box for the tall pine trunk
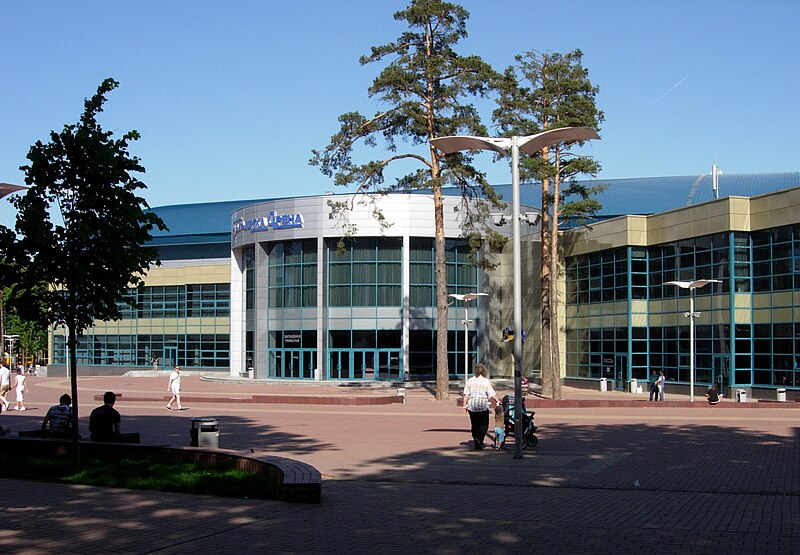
[433,184,450,400]
[540,170,553,398]
[549,159,563,399]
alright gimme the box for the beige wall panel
[143,263,230,286]
[752,309,772,324]
[734,308,752,324]
[771,292,794,308]
[733,294,751,309]
[627,230,647,245]
[771,308,793,322]
[631,313,648,327]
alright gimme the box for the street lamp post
[664,279,721,402]
[448,292,489,384]
[3,334,20,368]
[432,127,600,459]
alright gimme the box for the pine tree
[310,1,502,399]
[494,49,604,399]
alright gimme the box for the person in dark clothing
[89,391,122,441]
[706,384,723,405]
[649,370,660,401]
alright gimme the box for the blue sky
[2,0,799,223]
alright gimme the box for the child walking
[492,404,506,450]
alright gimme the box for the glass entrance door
[713,354,730,397]
[615,355,628,391]
[164,346,178,369]
[268,349,316,379]
[329,349,402,381]
[376,350,402,380]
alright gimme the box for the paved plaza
[1,374,799,554]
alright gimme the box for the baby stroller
[501,395,538,448]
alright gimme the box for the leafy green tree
[2,284,49,365]
[494,49,604,399]
[11,78,166,444]
[310,0,503,399]
[0,225,15,343]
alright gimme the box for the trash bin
[777,388,787,402]
[600,377,607,392]
[190,417,220,448]
[629,378,638,393]
[735,389,747,403]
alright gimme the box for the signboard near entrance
[283,333,301,346]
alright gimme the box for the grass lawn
[4,456,278,499]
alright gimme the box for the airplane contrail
[639,76,689,115]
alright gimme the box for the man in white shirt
[0,363,11,411]
[166,366,183,411]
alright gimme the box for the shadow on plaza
[345,421,800,496]
[3,411,334,455]
[125,413,335,454]
[4,413,800,554]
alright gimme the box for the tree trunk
[540,172,553,399]
[433,183,450,400]
[550,167,563,400]
[68,313,81,462]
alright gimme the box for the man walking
[166,365,183,411]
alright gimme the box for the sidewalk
[1,375,798,554]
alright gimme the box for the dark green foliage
[10,78,166,446]
[494,49,604,226]
[12,78,166,334]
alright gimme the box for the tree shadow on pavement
[331,421,800,496]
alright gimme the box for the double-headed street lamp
[432,127,600,459]
[664,279,721,402]
[448,292,489,384]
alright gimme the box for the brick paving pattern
[1,375,798,553]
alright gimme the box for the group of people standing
[0,364,28,412]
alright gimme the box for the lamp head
[490,213,506,226]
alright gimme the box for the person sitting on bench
[41,393,72,437]
[89,391,141,443]
[706,384,723,405]
[89,391,124,441]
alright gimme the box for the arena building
[48,172,800,400]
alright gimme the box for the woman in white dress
[13,369,28,411]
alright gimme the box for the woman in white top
[462,363,500,450]
[166,366,183,411]
[13,369,28,411]
[656,371,666,401]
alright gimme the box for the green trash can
[190,417,220,448]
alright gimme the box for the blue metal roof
[148,173,800,245]
[484,172,800,216]
[150,199,269,237]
